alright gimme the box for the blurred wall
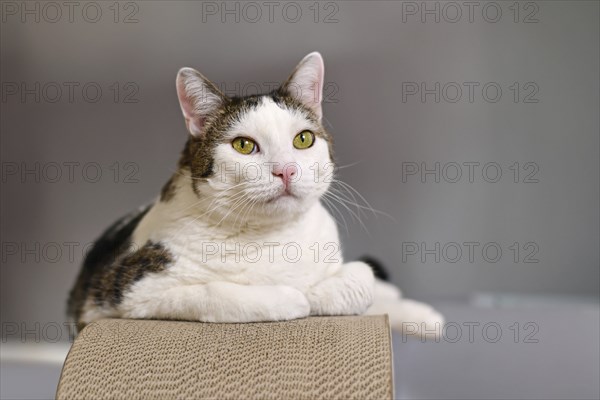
[1,1,598,333]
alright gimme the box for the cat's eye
[293,130,315,149]
[232,137,258,155]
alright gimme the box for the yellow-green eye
[232,137,257,155]
[293,130,315,149]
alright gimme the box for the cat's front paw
[307,261,375,316]
[266,285,311,321]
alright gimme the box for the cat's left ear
[176,67,226,137]
[281,52,325,120]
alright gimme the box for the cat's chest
[132,201,340,286]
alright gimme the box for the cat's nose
[272,164,298,188]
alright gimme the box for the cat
[67,52,443,336]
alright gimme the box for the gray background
[1,0,598,345]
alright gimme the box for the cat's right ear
[176,68,226,137]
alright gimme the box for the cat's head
[174,52,334,224]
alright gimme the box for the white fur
[81,53,444,337]
[81,93,375,325]
[82,171,375,324]
[365,280,445,338]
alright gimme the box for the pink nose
[272,163,298,188]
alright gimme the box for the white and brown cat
[68,52,443,336]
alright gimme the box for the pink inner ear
[300,82,323,119]
[186,117,204,137]
[176,77,204,137]
[286,53,325,119]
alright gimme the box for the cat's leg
[372,278,403,300]
[306,261,375,316]
[365,283,445,338]
[120,281,310,323]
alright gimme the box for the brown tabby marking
[160,175,178,202]
[90,241,173,307]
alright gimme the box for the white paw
[308,262,375,316]
[345,261,377,287]
[372,298,445,339]
[343,261,376,312]
[374,279,403,300]
[266,286,311,321]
